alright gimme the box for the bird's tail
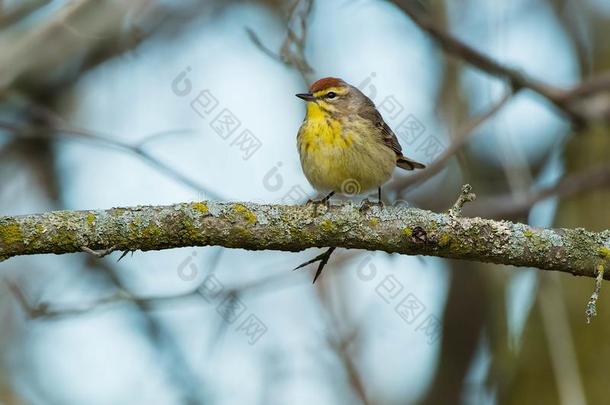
[396,155,426,170]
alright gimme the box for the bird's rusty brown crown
[309,77,346,93]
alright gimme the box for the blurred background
[0,0,609,404]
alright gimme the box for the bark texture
[1,201,609,279]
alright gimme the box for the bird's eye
[326,92,337,99]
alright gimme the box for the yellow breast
[298,103,352,153]
[296,104,396,193]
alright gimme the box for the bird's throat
[306,102,329,121]
[301,106,349,152]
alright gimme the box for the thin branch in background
[0,0,51,28]
[5,279,131,319]
[5,279,48,319]
[4,256,313,323]
[393,90,513,192]
[133,128,200,149]
[391,0,610,125]
[87,257,208,404]
[469,163,610,219]
[563,71,610,100]
[0,0,211,95]
[326,324,370,405]
[245,28,284,62]
[5,276,199,320]
[204,290,239,359]
[538,274,588,405]
[313,274,371,405]
[279,0,315,80]
[0,119,224,200]
[247,0,315,83]
[14,256,346,319]
[560,71,610,122]
[392,1,565,99]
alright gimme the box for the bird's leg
[306,191,335,205]
[306,191,334,208]
[321,191,335,205]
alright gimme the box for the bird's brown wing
[357,107,403,156]
[357,106,426,170]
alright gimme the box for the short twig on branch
[448,184,476,218]
[586,265,605,324]
[293,247,337,283]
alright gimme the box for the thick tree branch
[1,200,610,280]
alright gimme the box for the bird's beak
[296,93,315,101]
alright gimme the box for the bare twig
[279,0,315,80]
[469,164,610,219]
[313,267,371,405]
[293,246,336,283]
[392,1,588,123]
[0,0,51,28]
[0,0,209,95]
[538,274,588,404]
[0,120,223,200]
[393,90,512,192]
[448,184,476,218]
[245,28,284,62]
[586,264,606,324]
[326,324,370,405]
[6,279,129,319]
[5,257,306,321]
[248,0,315,83]
[563,71,610,100]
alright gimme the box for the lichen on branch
[1,201,610,280]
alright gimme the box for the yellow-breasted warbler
[296,77,425,205]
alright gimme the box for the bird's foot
[306,198,329,216]
[305,197,331,207]
[359,198,383,212]
[305,192,334,215]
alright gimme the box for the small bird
[296,77,425,205]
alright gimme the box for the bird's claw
[306,199,329,216]
[360,198,383,212]
[305,193,334,215]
